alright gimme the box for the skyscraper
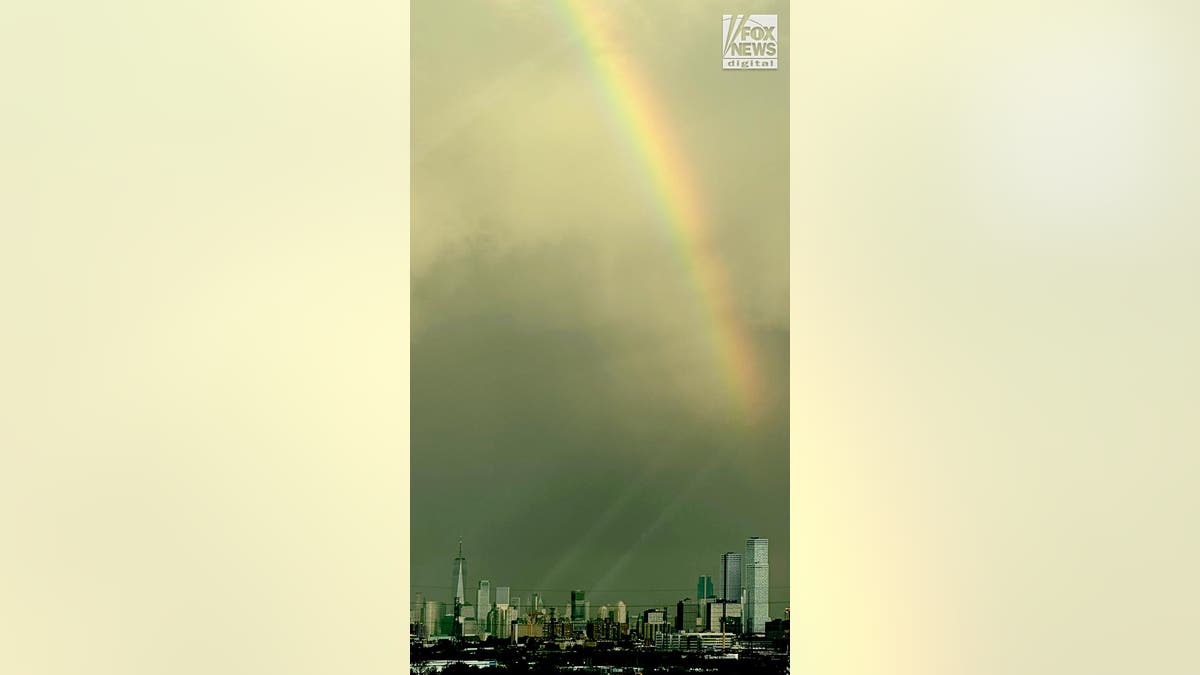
[423,599,441,637]
[493,606,517,639]
[719,552,743,636]
[697,575,714,601]
[744,537,769,633]
[720,552,743,602]
[451,539,467,610]
[496,586,511,607]
[570,590,586,622]
[476,580,491,628]
[616,600,627,624]
[676,599,699,632]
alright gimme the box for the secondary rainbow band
[555,0,764,421]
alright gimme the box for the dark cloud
[412,0,789,614]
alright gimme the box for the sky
[410,0,790,614]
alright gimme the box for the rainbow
[554,0,765,422]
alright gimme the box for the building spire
[451,536,466,614]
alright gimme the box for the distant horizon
[410,534,787,621]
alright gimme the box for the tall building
[697,574,715,628]
[451,539,467,611]
[676,599,699,632]
[493,606,517,639]
[641,608,667,645]
[423,600,441,637]
[412,592,424,625]
[616,600,627,625]
[570,590,586,622]
[698,596,715,630]
[719,552,743,635]
[458,602,477,636]
[720,552,743,602]
[706,600,742,634]
[496,586,511,607]
[744,536,770,634]
[531,593,543,613]
[476,580,491,627]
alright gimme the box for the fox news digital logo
[722,14,778,70]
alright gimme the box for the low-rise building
[657,632,734,652]
[512,620,546,640]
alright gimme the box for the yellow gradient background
[1,1,408,673]
[1,1,1197,674]
[792,2,1199,674]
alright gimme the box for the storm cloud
[411,0,790,614]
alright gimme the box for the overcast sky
[411,0,790,614]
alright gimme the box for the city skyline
[413,535,780,641]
